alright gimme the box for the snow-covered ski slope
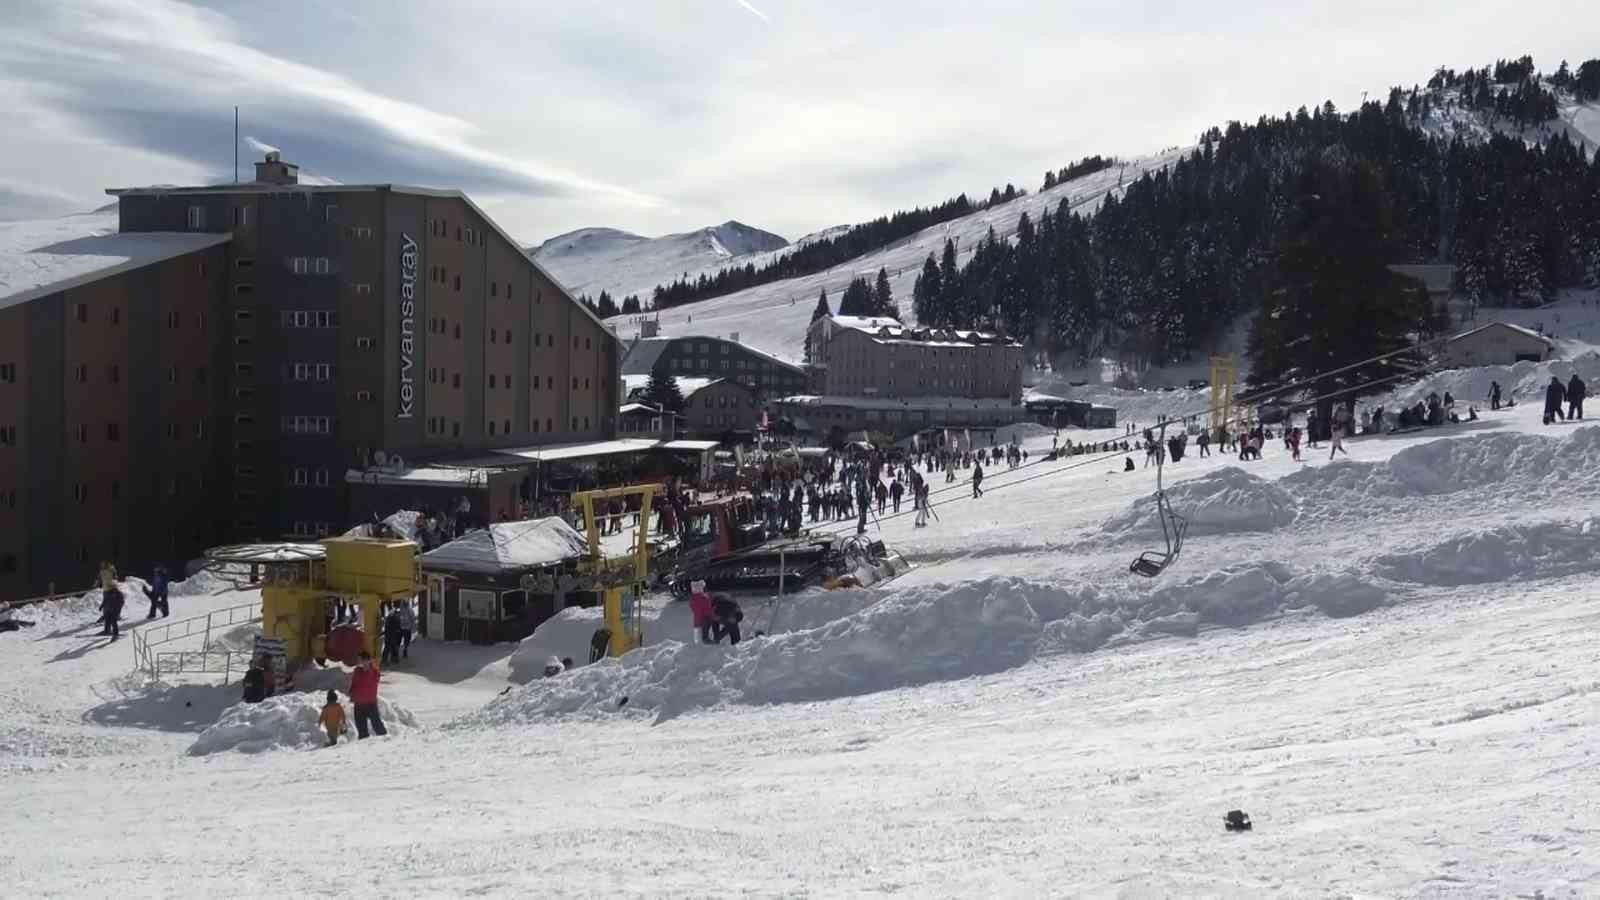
[1413,83,1600,154]
[6,353,1600,895]
[611,149,1190,363]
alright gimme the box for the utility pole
[233,106,239,183]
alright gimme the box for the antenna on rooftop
[233,106,239,184]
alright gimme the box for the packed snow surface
[530,220,788,301]
[5,381,1600,894]
[0,211,230,310]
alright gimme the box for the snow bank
[1286,426,1600,514]
[507,589,883,683]
[1372,518,1600,586]
[187,692,419,756]
[462,565,1386,724]
[1381,351,1600,411]
[1104,467,1298,537]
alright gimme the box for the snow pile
[1372,518,1600,586]
[187,693,419,756]
[344,509,422,541]
[464,566,1387,723]
[1104,467,1297,537]
[507,589,883,683]
[1287,426,1600,515]
[1382,350,1600,411]
[168,568,236,597]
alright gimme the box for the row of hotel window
[424,416,591,437]
[63,472,206,503]
[426,370,593,391]
[427,265,536,303]
[46,422,209,445]
[188,204,366,232]
[670,357,797,380]
[430,217,486,247]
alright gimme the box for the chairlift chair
[1129,490,1188,577]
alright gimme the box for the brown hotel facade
[0,154,619,597]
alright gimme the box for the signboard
[397,234,418,420]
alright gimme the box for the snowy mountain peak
[529,220,788,300]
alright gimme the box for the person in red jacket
[348,652,387,738]
[688,580,714,644]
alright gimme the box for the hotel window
[490,281,497,298]
[187,206,205,229]
[197,311,206,330]
[490,329,497,344]
[110,306,120,325]
[353,283,371,296]
[0,363,13,382]
[73,483,87,503]
[316,364,332,382]
[452,372,461,389]
[75,363,88,384]
[167,311,181,328]
[291,257,308,274]
[166,366,177,384]
[355,390,372,401]
[74,304,88,323]
[106,423,120,442]
[489,375,497,389]
[351,226,373,239]
[454,323,461,340]
[504,373,511,389]
[233,205,250,227]
[314,311,337,328]
[195,420,205,440]
[314,468,330,487]
[76,424,89,443]
[108,364,120,384]
[488,421,497,436]
[235,284,254,297]
[0,426,14,446]
[451,421,460,438]
[314,257,330,275]
[503,418,510,434]
[546,417,553,432]
[356,337,374,349]
[235,257,255,270]
[456,227,462,242]
[291,468,308,486]
[453,274,461,291]
[324,205,338,223]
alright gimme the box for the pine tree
[620,295,641,315]
[838,277,874,316]
[810,289,831,322]
[938,239,962,325]
[642,372,685,413]
[912,253,942,325]
[873,267,896,318]
[596,290,619,318]
[1246,153,1436,420]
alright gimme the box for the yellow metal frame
[571,484,657,657]
[258,538,422,670]
[1209,354,1237,435]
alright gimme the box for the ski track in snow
[4,387,1600,894]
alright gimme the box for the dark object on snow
[589,628,612,664]
[240,666,266,704]
[1224,810,1252,832]
[617,695,629,708]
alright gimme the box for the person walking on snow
[319,690,348,747]
[913,478,930,527]
[396,600,416,658]
[1567,373,1585,420]
[711,595,744,645]
[349,652,387,738]
[382,604,405,665]
[689,581,715,644]
[890,478,903,514]
[1544,376,1566,425]
[144,565,169,619]
[1489,381,1503,411]
[971,463,984,499]
[1196,429,1210,457]
[99,583,125,641]
[1329,417,1349,459]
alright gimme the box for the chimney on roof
[254,151,299,186]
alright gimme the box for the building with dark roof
[620,334,806,399]
[0,152,622,596]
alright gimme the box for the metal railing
[131,600,262,682]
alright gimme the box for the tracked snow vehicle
[665,495,907,597]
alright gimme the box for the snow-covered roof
[344,466,516,488]
[0,213,232,311]
[622,374,715,398]
[495,438,661,462]
[621,334,806,376]
[775,394,1021,412]
[1449,321,1555,347]
[661,439,721,451]
[829,314,904,332]
[418,518,590,574]
[618,402,661,415]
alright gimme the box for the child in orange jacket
[319,690,348,747]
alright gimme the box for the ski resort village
[4,6,1600,893]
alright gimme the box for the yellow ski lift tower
[570,484,658,658]
[1209,354,1237,435]
[206,537,421,671]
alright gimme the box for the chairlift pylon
[1130,422,1189,578]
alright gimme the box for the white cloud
[0,0,1596,244]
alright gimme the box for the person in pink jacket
[688,580,714,644]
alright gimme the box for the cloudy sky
[2,0,1596,244]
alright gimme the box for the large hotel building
[0,153,620,597]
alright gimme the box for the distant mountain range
[529,220,790,301]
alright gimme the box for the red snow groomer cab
[665,494,907,597]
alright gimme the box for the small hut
[417,518,590,644]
